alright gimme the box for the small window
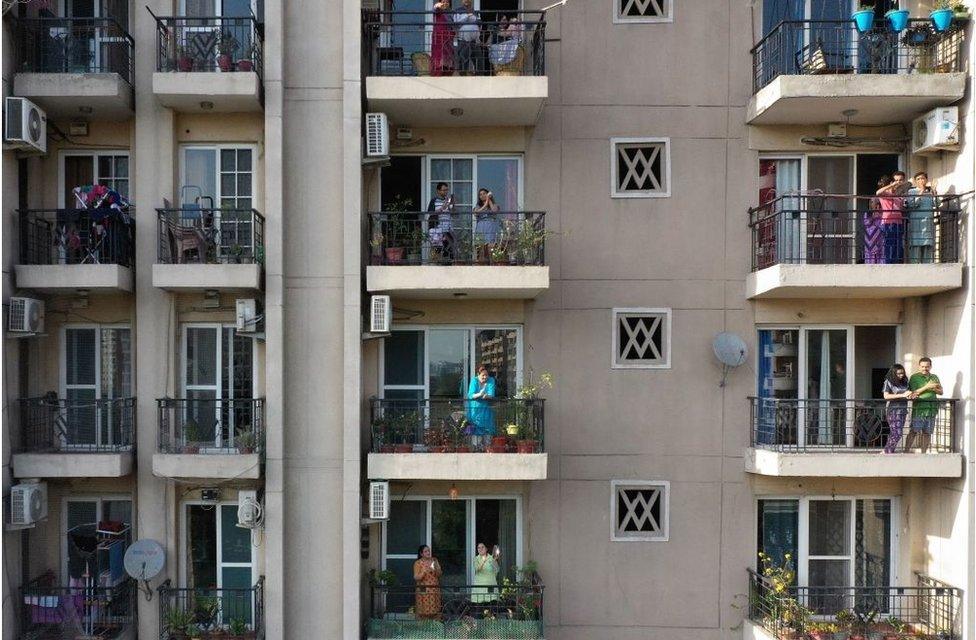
[611,480,669,542]
[612,308,671,369]
[610,138,670,198]
[614,0,673,24]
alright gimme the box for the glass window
[384,331,424,387]
[428,329,469,399]
[757,499,798,570]
[432,500,468,586]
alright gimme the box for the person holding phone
[414,545,443,619]
[474,188,501,262]
[904,172,937,264]
[876,171,909,264]
[471,542,501,603]
[427,182,456,262]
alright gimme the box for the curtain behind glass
[431,500,468,586]
[855,499,891,611]
[757,499,798,569]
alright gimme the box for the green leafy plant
[758,551,811,634]
[164,607,195,636]
[236,430,257,453]
[229,616,249,635]
[368,568,399,587]
[193,596,220,631]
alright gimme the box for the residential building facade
[1,1,973,640]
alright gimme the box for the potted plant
[952,1,970,19]
[236,430,256,454]
[489,244,508,265]
[931,0,955,31]
[186,624,203,640]
[217,34,238,71]
[512,371,553,453]
[808,622,841,640]
[515,223,548,265]
[368,568,399,587]
[391,411,417,453]
[407,227,426,264]
[236,45,255,72]
[183,419,201,454]
[165,607,195,640]
[885,7,910,31]
[881,617,908,640]
[451,418,472,452]
[193,596,220,635]
[176,45,195,72]
[424,424,450,453]
[373,416,395,453]
[852,4,876,33]
[846,609,878,640]
[505,423,520,437]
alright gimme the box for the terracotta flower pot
[487,444,508,453]
[455,445,472,453]
[431,445,449,453]
[385,247,405,264]
[393,444,413,453]
[379,444,395,453]
[182,444,200,454]
[236,59,254,72]
[491,436,508,448]
[218,54,234,71]
[178,56,194,72]
[516,440,537,454]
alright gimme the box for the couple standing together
[882,357,943,454]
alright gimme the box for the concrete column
[133,2,177,636]
[901,297,927,370]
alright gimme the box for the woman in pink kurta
[431,0,455,76]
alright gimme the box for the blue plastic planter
[931,8,954,31]
[886,9,910,31]
[852,9,876,32]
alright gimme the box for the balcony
[21,574,136,640]
[153,398,264,480]
[368,579,543,640]
[746,397,961,478]
[367,398,546,481]
[746,194,963,299]
[746,570,961,640]
[748,19,966,125]
[17,208,135,293]
[366,211,548,298]
[12,17,134,120]
[363,10,547,126]
[152,15,263,112]
[158,578,264,640]
[12,396,135,479]
[153,208,264,291]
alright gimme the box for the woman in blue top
[466,366,496,448]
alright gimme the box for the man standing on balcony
[454,0,484,75]
[905,172,937,264]
[906,357,943,453]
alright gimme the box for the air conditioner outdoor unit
[8,297,45,334]
[365,113,390,158]
[236,299,258,333]
[237,490,263,529]
[4,97,47,154]
[369,481,390,520]
[10,481,48,526]
[912,107,960,155]
[370,295,391,333]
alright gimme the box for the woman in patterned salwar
[414,545,443,620]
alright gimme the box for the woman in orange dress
[413,545,443,619]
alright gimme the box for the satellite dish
[124,539,165,600]
[712,332,748,387]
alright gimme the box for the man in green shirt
[906,357,943,453]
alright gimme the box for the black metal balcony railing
[22,574,136,640]
[18,396,135,454]
[368,211,546,266]
[363,10,546,77]
[153,15,263,75]
[368,581,544,639]
[157,208,265,265]
[749,194,963,271]
[750,397,956,453]
[20,208,135,267]
[158,578,264,640]
[370,398,544,453]
[15,17,135,82]
[748,570,961,640]
[157,398,264,455]
[752,19,966,93]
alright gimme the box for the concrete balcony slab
[366,76,547,126]
[152,263,262,291]
[746,263,963,299]
[12,451,133,478]
[15,264,134,293]
[152,72,262,112]
[745,447,963,478]
[14,72,134,120]
[747,73,966,125]
[367,453,547,480]
[152,453,261,480]
[366,265,548,299]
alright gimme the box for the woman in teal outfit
[471,542,501,603]
[466,366,496,448]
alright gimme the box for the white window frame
[178,0,257,17]
[60,324,132,449]
[754,495,900,598]
[61,495,132,581]
[610,480,670,542]
[611,307,672,370]
[180,323,258,450]
[380,325,524,399]
[380,494,524,584]
[612,0,673,24]
[179,144,259,209]
[755,323,901,448]
[179,500,258,609]
[610,137,671,199]
[58,150,131,208]
[423,154,525,210]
